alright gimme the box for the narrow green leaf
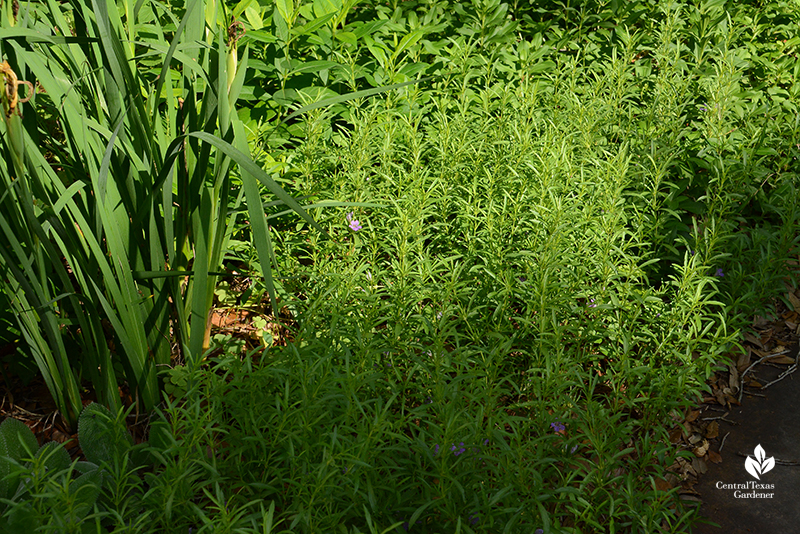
[187,131,326,235]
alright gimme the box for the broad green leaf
[232,0,254,20]
[244,5,264,30]
[78,403,133,468]
[35,441,71,476]
[313,0,340,19]
[335,31,357,46]
[350,19,388,40]
[391,28,425,62]
[291,12,336,37]
[0,418,38,500]
[274,0,292,26]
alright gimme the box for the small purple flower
[436,311,443,320]
[452,442,466,456]
[551,421,566,433]
[484,438,489,446]
[469,513,480,525]
[715,268,724,277]
[346,212,362,232]
[589,298,596,308]
[433,444,440,456]
[699,105,707,112]
[426,396,433,404]
[535,530,544,534]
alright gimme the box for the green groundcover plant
[0,0,798,532]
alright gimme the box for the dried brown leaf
[692,456,708,474]
[737,349,752,373]
[724,394,740,406]
[676,457,696,478]
[693,439,709,457]
[728,365,739,392]
[787,290,800,312]
[654,478,672,492]
[704,421,720,439]
[708,449,722,464]
[745,332,764,349]
[753,315,771,329]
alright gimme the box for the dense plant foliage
[0,0,325,430]
[0,0,798,531]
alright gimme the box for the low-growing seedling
[0,403,146,532]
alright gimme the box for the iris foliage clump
[0,0,798,532]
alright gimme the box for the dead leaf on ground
[724,394,740,406]
[704,421,719,439]
[787,290,800,312]
[692,456,708,474]
[654,478,672,492]
[676,457,697,478]
[736,349,751,372]
[745,332,764,349]
[728,366,739,392]
[708,449,722,464]
[693,439,709,457]
[753,315,771,329]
